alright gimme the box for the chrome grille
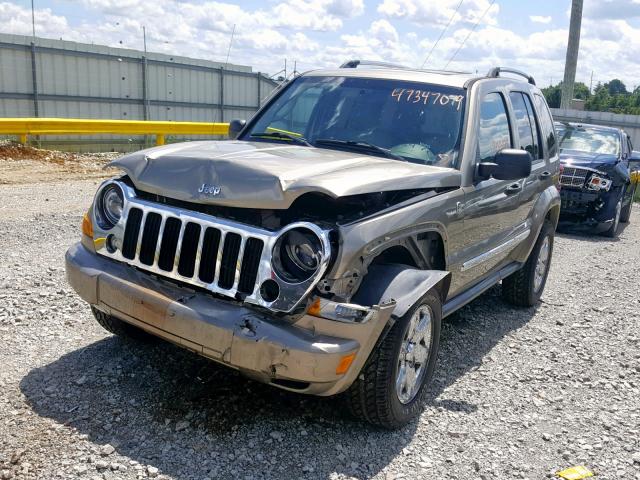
[122,207,264,296]
[560,167,589,188]
[92,181,331,313]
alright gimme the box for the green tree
[604,79,627,96]
[542,84,561,108]
[542,81,590,108]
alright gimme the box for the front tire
[620,185,634,223]
[604,196,623,238]
[502,220,554,307]
[346,290,441,429]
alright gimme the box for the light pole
[560,0,584,109]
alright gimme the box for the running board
[443,262,522,318]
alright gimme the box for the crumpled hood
[560,150,619,172]
[110,140,462,209]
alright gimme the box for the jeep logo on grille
[198,183,221,196]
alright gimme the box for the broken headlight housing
[587,173,612,191]
[272,227,324,283]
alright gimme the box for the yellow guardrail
[0,118,230,146]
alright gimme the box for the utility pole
[31,0,36,38]
[589,70,594,94]
[560,0,583,109]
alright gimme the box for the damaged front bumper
[65,242,394,396]
[558,189,617,232]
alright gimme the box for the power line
[224,24,236,69]
[420,0,464,69]
[443,0,496,70]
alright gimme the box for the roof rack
[340,59,408,69]
[340,60,472,75]
[487,67,536,85]
[421,68,472,75]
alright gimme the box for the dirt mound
[0,141,121,184]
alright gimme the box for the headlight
[272,227,324,283]
[587,174,612,191]
[95,183,124,230]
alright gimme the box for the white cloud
[369,19,400,45]
[377,0,500,27]
[0,2,71,38]
[3,0,640,90]
[530,15,552,24]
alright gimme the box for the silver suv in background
[66,62,560,428]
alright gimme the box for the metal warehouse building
[0,33,278,150]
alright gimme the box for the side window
[478,92,512,162]
[628,137,634,155]
[523,94,543,160]
[534,94,558,156]
[509,92,538,158]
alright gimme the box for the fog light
[106,234,120,253]
[260,280,280,302]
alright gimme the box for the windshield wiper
[314,139,405,161]
[250,131,312,146]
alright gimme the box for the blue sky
[2,0,640,89]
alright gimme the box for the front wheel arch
[351,264,451,318]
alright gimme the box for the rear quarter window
[534,94,558,157]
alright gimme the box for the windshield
[242,76,466,167]
[556,124,620,156]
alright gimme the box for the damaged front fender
[351,264,451,318]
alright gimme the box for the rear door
[510,91,553,222]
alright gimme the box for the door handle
[505,183,522,195]
[539,171,551,180]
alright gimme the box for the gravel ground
[1,178,639,480]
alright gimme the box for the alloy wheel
[534,235,551,293]
[396,305,433,404]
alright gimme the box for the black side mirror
[228,119,246,140]
[478,149,532,181]
[629,151,640,171]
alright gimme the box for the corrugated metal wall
[0,33,278,151]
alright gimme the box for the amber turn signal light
[82,212,93,238]
[336,353,356,375]
[307,298,322,316]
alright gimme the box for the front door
[450,90,530,295]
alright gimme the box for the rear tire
[502,220,554,307]
[345,290,441,429]
[91,307,155,342]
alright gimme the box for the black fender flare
[351,264,451,319]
